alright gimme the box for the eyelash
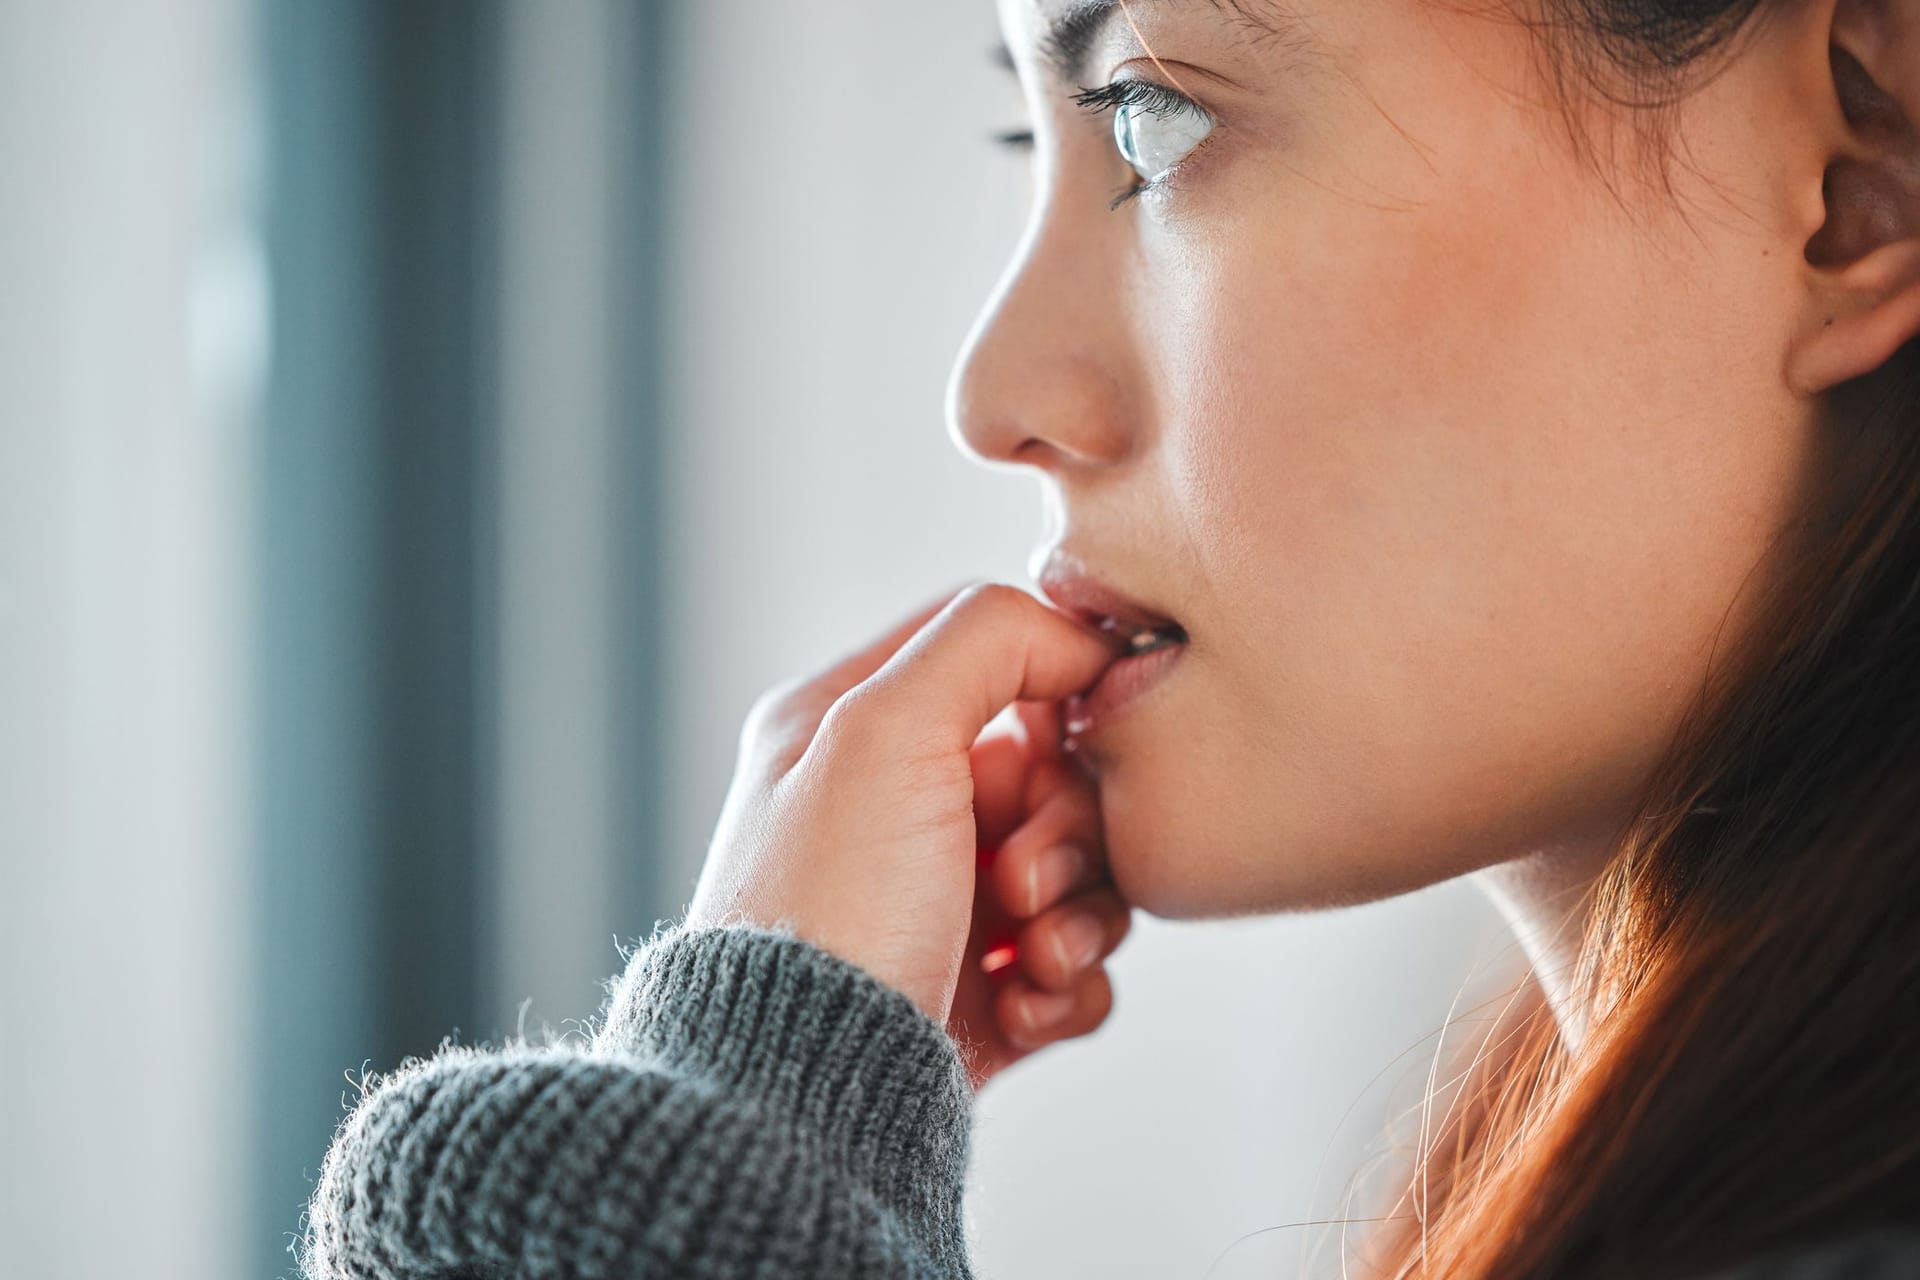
[1074,78,1210,209]
[990,78,1214,210]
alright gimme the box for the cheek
[1104,141,1815,919]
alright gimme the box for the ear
[1784,0,1920,397]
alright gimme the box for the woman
[297,0,1920,1275]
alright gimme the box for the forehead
[1019,0,1304,26]
[1004,0,1332,84]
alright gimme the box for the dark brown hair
[1340,1,1920,1275]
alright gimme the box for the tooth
[1095,614,1186,654]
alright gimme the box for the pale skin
[686,0,1920,1087]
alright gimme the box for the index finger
[811,581,973,700]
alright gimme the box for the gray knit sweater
[296,918,1920,1279]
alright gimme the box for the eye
[1072,78,1215,206]
[1114,95,1212,183]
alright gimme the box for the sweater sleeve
[296,918,981,1280]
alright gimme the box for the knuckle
[744,675,805,724]
[814,683,896,755]
[741,677,814,747]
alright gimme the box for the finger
[995,967,1115,1050]
[1019,887,1134,994]
[855,584,1123,755]
[745,583,974,765]
[816,581,974,697]
[968,727,1030,853]
[992,781,1104,918]
[1014,699,1066,762]
[975,706,1082,854]
[1021,753,1082,820]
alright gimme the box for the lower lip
[1063,640,1187,741]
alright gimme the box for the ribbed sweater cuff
[590,918,976,1220]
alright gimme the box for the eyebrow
[998,0,1318,86]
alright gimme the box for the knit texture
[296,917,1920,1280]
[297,918,978,1280]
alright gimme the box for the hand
[684,582,1127,1052]
[947,697,1136,1089]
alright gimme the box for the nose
[944,196,1140,474]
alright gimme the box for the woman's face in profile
[949,0,1825,917]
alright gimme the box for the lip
[1032,545,1188,742]
[1033,546,1182,635]
[1062,639,1187,743]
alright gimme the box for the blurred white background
[0,2,1519,1277]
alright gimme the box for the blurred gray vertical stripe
[497,0,620,1045]
[254,3,675,1272]
[493,0,676,1037]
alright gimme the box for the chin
[1069,703,1237,918]
[1086,736,1485,922]
[1086,745,1250,920]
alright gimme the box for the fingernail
[1030,844,1082,914]
[1022,989,1075,1031]
[1053,911,1106,974]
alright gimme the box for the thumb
[857,584,1123,755]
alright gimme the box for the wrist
[591,918,977,1218]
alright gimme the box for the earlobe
[1784,5,1920,397]
[1788,238,1920,396]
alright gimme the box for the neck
[1471,840,1616,1052]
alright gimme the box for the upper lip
[1033,546,1184,639]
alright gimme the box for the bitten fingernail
[1054,911,1106,972]
[1022,990,1075,1030]
[1032,844,1081,912]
